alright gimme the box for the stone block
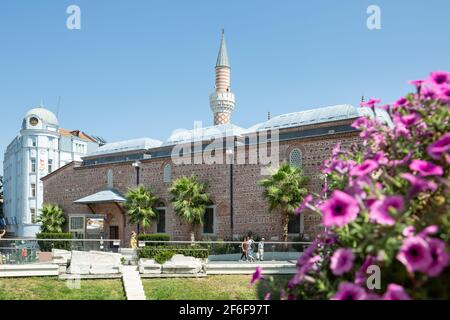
[138,258,161,274]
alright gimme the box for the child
[258,238,265,261]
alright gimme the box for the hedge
[36,232,73,252]
[137,233,170,247]
[137,245,209,264]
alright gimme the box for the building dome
[25,107,59,126]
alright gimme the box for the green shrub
[154,251,175,264]
[137,245,209,262]
[137,233,170,246]
[36,233,72,252]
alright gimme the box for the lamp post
[132,160,141,186]
[132,160,141,234]
[226,148,234,240]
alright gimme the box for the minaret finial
[210,31,235,125]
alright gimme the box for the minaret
[210,30,236,125]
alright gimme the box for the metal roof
[163,123,245,146]
[216,30,230,67]
[74,189,126,204]
[86,137,162,157]
[247,104,375,132]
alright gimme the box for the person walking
[258,238,265,261]
[247,236,255,262]
[239,236,248,262]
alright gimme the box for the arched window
[163,164,172,183]
[289,149,302,168]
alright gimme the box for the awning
[74,189,126,204]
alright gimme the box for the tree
[259,163,309,242]
[169,174,211,242]
[38,204,66,233]
[122,186,158,234]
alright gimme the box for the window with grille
[163,164,172,183]
[156,208,166,233]
[69,216,85,239]
[289,149,303,168]
[288,214,301,234]
[203,206,215,235]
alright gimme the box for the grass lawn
[142,275,291,300]
[0,277,125,300]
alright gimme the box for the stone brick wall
[43,121,360,243]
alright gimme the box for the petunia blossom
[320,190,360,227]
[429,71,450,86]
[396,236,432,273]
[382,284,412,300]
[330,248,355,276]
[331,283,366,300]
[401,173,438,197]
[427,133,450,161]
[369,196,404,226]
[425,238,449,277]
[251,266,263,285]
[409,160,443,177]
[350,160,379,177]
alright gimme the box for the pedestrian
[258,238,265,261]
[239,236,248,262]
[130,231,138,249]
[247,236,255,262]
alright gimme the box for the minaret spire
[210,30,236,125]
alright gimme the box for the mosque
[10,32,390,242]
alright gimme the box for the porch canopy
[74,189,128,229]
[74,189,126,205]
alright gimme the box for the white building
[2,105,100,237]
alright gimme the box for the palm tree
[169,175,211,242]
[259,163,309,242]
[122,186,158,234]
[38,204,66,233]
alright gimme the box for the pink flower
[369,196,404,226]
[426,238,449,277]
[331,283,366,300]
[409,79,425,88]
[295,195,313,215]
[355,255,376,286]
[397,236,432,273]
[409,160,443,177]
[350,160,379,177]
[429,71,450,86]
[401,173,438,197]
[419,225,439,238]
[361,98,381,108]
[439,86,450,103]
[320,190,360,228]
[330,248,355,276]
[264,293,271,300]
[394,97,408,107]
[402,226,416,237]
[427,133,450,161]
[382,284,412,300]
[374,151,389,165]
[400,113,419,126]
[251,266,263,285]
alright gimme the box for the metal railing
[0,238,313,265]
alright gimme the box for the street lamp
[226,148,234,240]
[132,160,141,186]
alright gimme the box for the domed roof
[25,107,59,126]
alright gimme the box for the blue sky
[1,0,450,172]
